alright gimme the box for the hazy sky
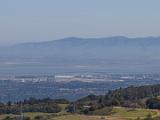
[0,0,160,44]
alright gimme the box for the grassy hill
[0,107,158,120]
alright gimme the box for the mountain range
[1,36,160,73]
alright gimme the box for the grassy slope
[51,115,108,120]
[24,112,52,119]
[50,107,159,120]
[110,107,157,120]
[0,107,159,120]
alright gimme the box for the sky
[0,0,160,45]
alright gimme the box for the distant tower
[20,102,23,120]
[73,102,76,113]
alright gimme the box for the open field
[0,107,159,120]
[109,107,158,120]
[51,115,108,120]
[50,107,158,120]
[24,112,52,119]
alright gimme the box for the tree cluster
[0,98,62,114]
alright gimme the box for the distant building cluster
[0,73,160,83]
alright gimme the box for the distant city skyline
[0,0,160,45]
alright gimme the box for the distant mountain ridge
[9,36,160,59]
[15,36,160,49]
[1,36,160,72]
